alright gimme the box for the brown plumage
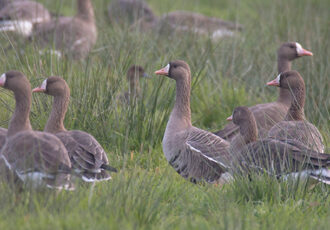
[0,127,7,147]
[266,71,324,152]
[229,106,330,184]
[214,42,313,141]
[155,60,231,184]
[33,76,117,182]
[0,71,74,190]
[121,65,149,103]
[108,0,156,25]
[0,0,50,37]
[31,0,97,59]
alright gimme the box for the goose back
[0,0,50,37]
[32,0,96,59]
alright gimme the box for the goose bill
[155,64,170,76]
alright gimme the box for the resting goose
[157,11,242,39]
[33,76,117,182]
[0,71,74,190]
[0,0,50,37]
[31,0,97,59]
[108,0,156,25]
[214,42,313,141]
[266,71,324,152]
[227,106,330,184]
[155,60,231,184]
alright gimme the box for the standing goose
[266,71,324,152]
[0,71,74,190]
[32,76,117,182]
[155,60,231,184]
[0,0,50,37]
[121,65,149,103]
[227,106,330,184]
[214,42,313,141]
[31,0,97,59]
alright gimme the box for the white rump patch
[0,73,6,86]
[15,170,54,187]
[0,20,33,36]
[212,29,234,40]
[82,175,112,183]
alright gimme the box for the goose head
[277,42,313,61]
[154,60,190,81]
[32,76,69,96]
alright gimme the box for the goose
[0,71,74,190]
[214,42,313,141]
[0,0,50,37]
[108,0,156,25]
[120,65,150,103]
[31,0,97,59]
[133,10,242,40]
[157,11,242,39]
[266,71,324,152]
[227,106,330,184]
[32,76,117,182]
[155,60,231,184]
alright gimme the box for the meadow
[0,0,329,229]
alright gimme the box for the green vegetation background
[0,0,329,229]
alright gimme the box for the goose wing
[186,127,230,171]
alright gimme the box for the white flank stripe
[187,143,229,170]
[0,155,12,170]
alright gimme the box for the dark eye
[290,45,295,49]
[173,64,177,68]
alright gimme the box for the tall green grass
[0,0,329,229]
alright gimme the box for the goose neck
[7,88,32,137]
[44,94,69,133]
[285,87,305,121]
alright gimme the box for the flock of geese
[0,0,329,191]
[0,0,242,59]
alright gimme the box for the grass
[0,0,329,229]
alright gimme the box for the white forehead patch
[0,73,6,85]
[164,64,170,74]
[40,79,47,90]
[295,42,303,54]
[275,73,281,84]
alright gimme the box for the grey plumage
[156,60,231,184]
[214,42,313,141]
[33,76,117,182]
[31,0,96,59]
[0,70,74,190]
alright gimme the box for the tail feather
[81,170,112,182]
[101,164,118,172]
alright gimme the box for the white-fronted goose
[158,11,242,39]
[108,0,156,25]
[31,0,96,59]
[32,76,117,182]
[266,71,324,152]
[155,60,231,184]
[214,42,313,141]
[0,71,74,190]
[120,65,149,103]
[228,106,330,184]
[0,0,50,37]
